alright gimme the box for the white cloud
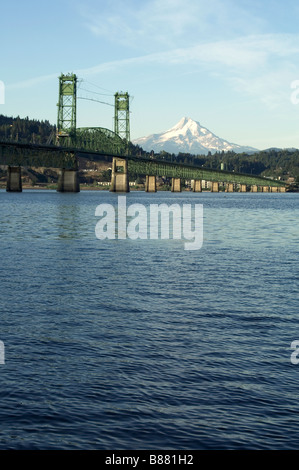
[7,72,58,90]
[8,31,299,113]
[79,32,299,111]
[79,0,264,51]
[76,33,299,75]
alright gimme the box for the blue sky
[2,0,299,149]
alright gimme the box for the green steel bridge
[0,72,288,191]
[0,138,287,189]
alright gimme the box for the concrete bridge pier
[240,184,247,192]
[171,178,181,192]
[110,157,130,192]
[271,186,278,192]
[211,182,219,192]
[251,185,258,192]
[6,166,22,192]
[145,175,157,192]
[279,187,286,192]
[193,180,202,192]
[226,183,234,192]
[262,186,269,192]
[57,169,80,192]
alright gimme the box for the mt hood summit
[133,117,257,155]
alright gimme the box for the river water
[0,189,299,450]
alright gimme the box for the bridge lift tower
[56,73,77,144]
[114,92,130,143]
[56,74,130,153]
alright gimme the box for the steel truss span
[0,140,288,188]
[74,127,126,155]
[128,156,287,188]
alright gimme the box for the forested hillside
[0,115,55,144]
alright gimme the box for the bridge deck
[0,140,287,188]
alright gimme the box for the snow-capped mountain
[132,117,258,155]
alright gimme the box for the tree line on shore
[0,114,54,144]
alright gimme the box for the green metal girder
[114,92,130,143]
[57,74,77,138]
[53,127,126,155]
[0,141,77,169]
[128,157,286,187]
[0,140,288,187]
[74,127,126,155]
